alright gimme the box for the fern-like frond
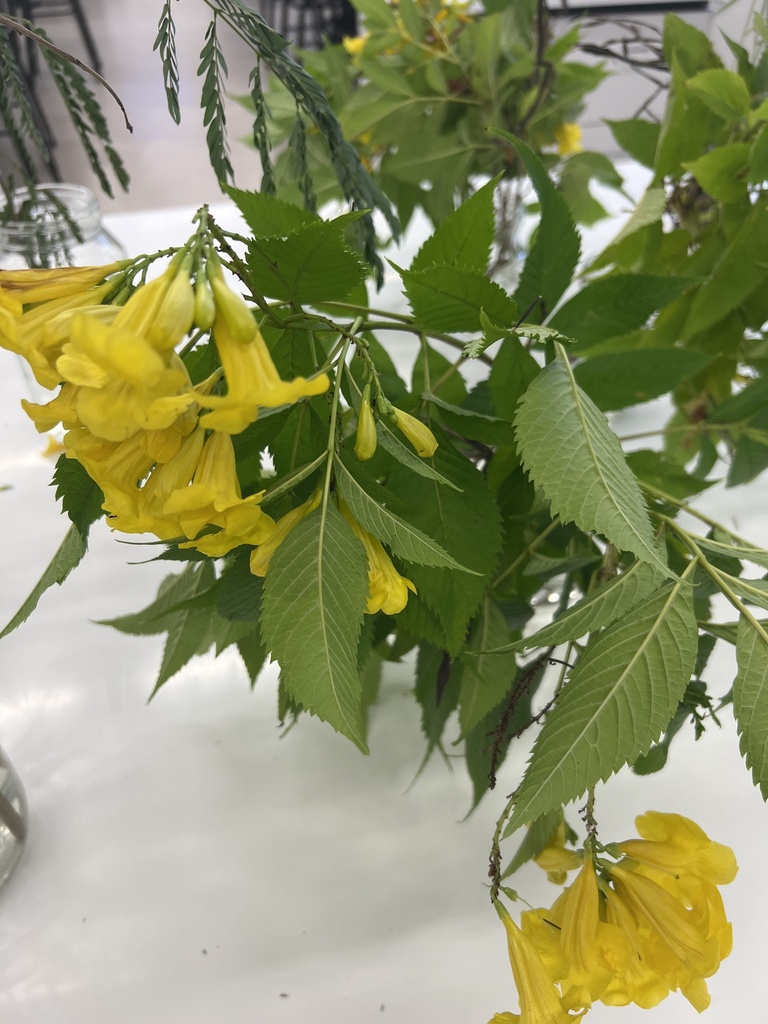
[249,59,275,195]
[154,0,181,125]
[198,13,234,184]
[41,30,129,197]
[0,24,51,178]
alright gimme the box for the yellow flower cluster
[490,812,737,1022]
[0,259,418,617]
[0,260,328,558]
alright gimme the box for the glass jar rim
[0,183,102,250]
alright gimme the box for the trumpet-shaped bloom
[194,270,330,433]
[340,501,416,615]
[249,491,321,577]
[1,282,118,388]
[105,426,206,540]
[354,386,377,460]
[492,900,581,1024]
[163,430,274,549]
[0,262,125,313]
[21,383,81,433]
[608,863,720,981]
[392,407,438,457]
[616,811,738,887]
[601,886,672,1009]
[67,429,155,519]
[59,315,195,442]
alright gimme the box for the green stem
[644,483,759,549]
[493,518,560,588]
[658,514,768,647]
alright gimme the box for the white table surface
[0,187,766,1023]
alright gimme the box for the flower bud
[194,275,216,331]
[354,386,377,461]
[392,408,438,457]
[209,270,257,342]
[149,268,196,350]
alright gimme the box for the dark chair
[257,0,357,49]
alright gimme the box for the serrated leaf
[605,119,660,169]
[0,525,87,639]
[411,176,499,274]
[734,617,768,798]
[422,391,517,446]
[683,198,768,338]
[549,276,697,349]
[488,335,543,422]
[515,344,670,579]
[505,580,698,833]
[494,132,580,323]
[686,68,751,123]
[98,562,213,636]
[52,455,104,535]
[237,627,266,685]
[216,551,264,620]
[375,418,461,489]
[153,562,218,693]
[683,143,751,204]
[696,536,768,572]
[334,454,475,572]
[248,214,367,303]
[497,560,661,653]
[400,263,518,333]
[222,184,316,236]
[458,597,518,737]
[260,503,369,750]
[573,348,714,411]
[388,438,503,653]
[414,642,460,754]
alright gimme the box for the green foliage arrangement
[3,0,768,1019]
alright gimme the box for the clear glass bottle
[0,744,28,888]
[0,183,126,269]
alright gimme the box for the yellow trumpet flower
[554,123,582,158]
[340,500,416,615]
[490,900,579,1024]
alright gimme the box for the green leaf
[488,334,542,422]
[422,392,517,446]
[503,809,563,879]
[236,627,266,685]
[99,562,215,636]
[686,68,751,123]
[656,61,725,179]
[0,525,87,639]
[216,551,264,620]
[683,199,768,337]
[500,560,661,654]
[683,143,751,204]
[153,561,218,693]
[248,213,367,303]
[334,454,475,571]
[260,503,369,750]
[52,455,104,535]
[400,263,518,333]
[734,617,768,798]
[605,119,660,169]
[458,597,518,737]
[505,580,698,833]
[696,535,768,572]
[515,345,670,578]
[573,348,714,411]
[628,450,714,501]
[222,184,316,236]
[388,438,503,653]
[599,188,666,259]
[375,417,461,489]
[414,642,460,757]
[496,133,580,322]
[411,176,499,274]
[549,276,697,349]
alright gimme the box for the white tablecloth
[0,190,765,1023]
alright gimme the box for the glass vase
[0,743,28,888]
[0,182,126,269]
